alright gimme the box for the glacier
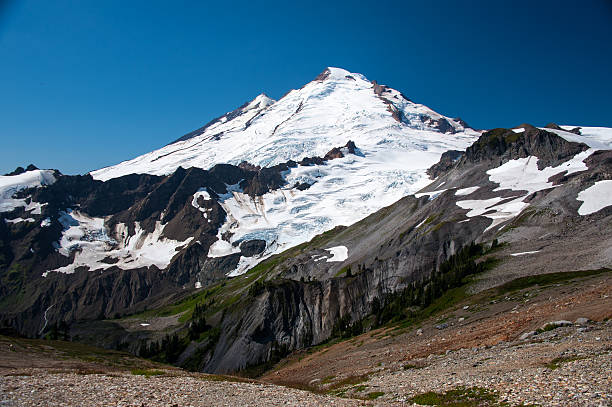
[86,67,483,276]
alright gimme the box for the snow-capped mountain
[3,67,611,351]
[86,67,479,275]
[92,67,476,181]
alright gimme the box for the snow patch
[4,217,35,224]
[415,189,448,199]
[510,251,540,256]
[25,200,46,215]
[487,151,591,193]
[325,246,348,262]
[512,128,525,133]
[455,186,480,196]
[414,218,428,229]
[191,188,212,220]
[545,126,612,150]
[576,180,612,215]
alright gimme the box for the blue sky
[1,0,611,175]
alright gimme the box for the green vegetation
[493,268,610,296]
[180,327,221,372]
[187,302,211,340]
[334,265,353,278]
[138,333,189,363]
[331,314,364,339]
[321,375,336,384]
[366,391,385,400]
[544,355,588,370]
[403,362,425,370]
[409,386,535,406]
[327,374,370,390]
[481,128,522,149]
[0,263,29,308]
[131,368,165,377]
[239,341,291,378]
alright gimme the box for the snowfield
[510,250,541,256]
[454,126,612,230]
[0,170,56,213]
[576,180,612,215]
[545,126,612,150]
[91,67,478,181]
[45,210,193,276]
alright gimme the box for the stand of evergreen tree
[372,241,486,327]
[138,333,188,363]
[331,241,490,338]
[188,302,210,340]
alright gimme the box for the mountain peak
[92,67,479,181]
[248,93,275,109]
[315,67,367,82]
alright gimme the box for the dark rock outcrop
[427,150,463,179]
[545,122,582,135]
[239,240,266,257]
[4,164,39,176]
[463,126,589,169]
[314,68,331,81]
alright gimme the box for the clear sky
[1,0,611,175]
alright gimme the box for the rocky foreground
[1,322,610,406]
[1,273,611,406]
[1,371,362,407]
[369,322,611,406]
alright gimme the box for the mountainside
[179,124,612,373]
[90,67,479,276]
[0,68,611,381]
[0,67,480,337]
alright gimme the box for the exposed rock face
[463,126,589,169]
[545,122,581,135]
[426,150,463,178]
[314,68,331,81]
[4,165,39,176]
[239,240,266,257]
[429,117,456,134]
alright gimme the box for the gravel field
[1,371,366,407]
[367,323,612,406]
